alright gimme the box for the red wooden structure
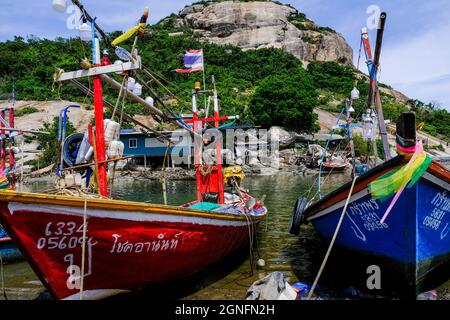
[183,84,228,204]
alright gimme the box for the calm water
[2,173,449,300]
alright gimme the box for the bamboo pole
[63,156,133,171]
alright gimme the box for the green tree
[307,61,355,95]
[32,117,76,168]
[249,71,319,132]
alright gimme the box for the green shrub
[249,71,319,132]
[30,116,76,169]
[14,106,39,117]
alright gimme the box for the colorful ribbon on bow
[0,168,10,189]
[368,142,432,224]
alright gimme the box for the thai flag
[175,49,204,73]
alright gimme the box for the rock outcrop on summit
[170,1,353,65]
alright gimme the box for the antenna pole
[361,13,391,160]
[373,12,391,160]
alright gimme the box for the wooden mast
[361,28,379,164]
[370,12,391,160]
[9,81,15,168]
[187,79,230,204]
[0,110,5,170]
[191,84,203,202]
[212,76,224,204]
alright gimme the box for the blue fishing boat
[290,152,449,295]
[0,225,21,262]
[290,12,449,298]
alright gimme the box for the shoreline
[23,165,321,184]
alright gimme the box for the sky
[0,0,449,110]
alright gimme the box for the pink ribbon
[379,142,423,224]
[396,144,417,154]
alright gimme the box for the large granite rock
[172,1,353,65]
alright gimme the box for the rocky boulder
[173,1,353,65]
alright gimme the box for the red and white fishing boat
[0,190,266,300]
[0,2,267,300]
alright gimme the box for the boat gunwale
[0,190,267,222]
[304,156,450,219]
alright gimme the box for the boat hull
[305,158,450,295]
[0,191,265,300]
[321,162,347,172]
[0,225,22,262]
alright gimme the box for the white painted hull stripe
[307,172,449,221]
[307,188,370,221]
[8,203,252,227]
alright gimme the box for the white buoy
[145,96,154,107]
[257,259,266,268]
[114,60,124,74]
[107,141,125,159]
[104,120,121,145]
[127,77,136,92]
[79,22,92,42]
[133,83,142,96]
[52,0,67,13]
[351,87,360,100]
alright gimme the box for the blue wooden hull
[0,243,22,262]
[306,162,450,295]
[0,224,22,262]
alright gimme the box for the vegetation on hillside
[308,62,450,142]
[249,72,319,131]
[30,117,76,168]
[14,106,39,117]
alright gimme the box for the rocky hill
[166,0,353,65]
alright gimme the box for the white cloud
[379,22,450,109]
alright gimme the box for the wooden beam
[56,58,141,82]
[63,156,133,171]
[1,128,49,135]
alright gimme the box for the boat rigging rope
[161,141,172,205]
[139,67,218,130]
[111,76,128,120]
[356,38,363,71]
[317,108,345,198]
[79,195,88,300]
[142,66,191,110]
[52,69,64,100]
[307,174,358,299]
[305,100,367,202]
[81,77,92,107]
[242,212,255,276]
[0,252,7,300]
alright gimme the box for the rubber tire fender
[288,197,309,235]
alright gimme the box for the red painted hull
[0,193,266,299]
